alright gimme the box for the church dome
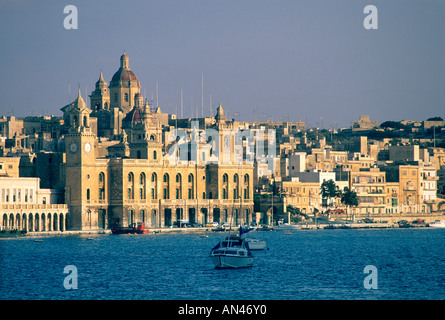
[122,107,142,127]
[111,69,138,82]
[110,53,139,84]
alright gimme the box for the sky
[0,0,444,129]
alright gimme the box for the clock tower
[63,90,97,230]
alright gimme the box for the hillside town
[1,54,444,233]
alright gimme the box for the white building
[1,177,68,232]
[421,165,437,202]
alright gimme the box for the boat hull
[429,224,445,228]
[210,254,254,268]
[275,224,301,231]
[245,239,267,250]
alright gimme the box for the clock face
[69,142,78,154]
[84,142,92,153]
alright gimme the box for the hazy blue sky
[0,0,444,128]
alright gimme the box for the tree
[320,179,341,211]
[341,187,359,220]
[287,205,307,223]
[426,117,443,121]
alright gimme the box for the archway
[9,214,14,230]
[2,214,7,230]
[53,214,58,231]
[59,213,65,231]
[22,214,27,231]
[201,208,208,225]
[35,214,40,231]
[47,213,52,231]
[164,208,172,227]
[28,214,34,231]
[41,213,46,231]
[151,209,157,227]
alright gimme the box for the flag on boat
[239,226,254,236]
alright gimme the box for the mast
[201,72,204,118]
[156,82,159,109]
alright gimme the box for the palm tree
[341,187,358,221]
[320,179,341,212]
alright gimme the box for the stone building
[61,54,255,231]
[0,176,68,232]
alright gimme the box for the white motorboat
[210,235,254,268]
[429,220,445,228]
[275,221,301,230]
[245,238,268,250]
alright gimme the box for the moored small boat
[429,220,445,228]
[245,238,268,250]
[210,235,254,268]
[111,222,149,234]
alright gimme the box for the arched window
[222,173,229,199]
[139,173,146,200]
[124,93,129,102]
[153,150,157,160]
[128,172,134,199]
[163,174,169,199]
[244,174,250,199]
[86,188,90,200]
[99,172,105,200]
[151,173,157,199]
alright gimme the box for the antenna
[181,88,183,118]
[68,83,71,102]
[156,81,159,109]
[201,72,204,118]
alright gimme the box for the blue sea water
[0,228,444,300]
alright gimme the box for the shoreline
[2,220,444,239]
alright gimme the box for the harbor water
[0,228,444,300]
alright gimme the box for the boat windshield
[221,240,243,248]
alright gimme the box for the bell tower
[63,89,98,230]
[90,72,110,112]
